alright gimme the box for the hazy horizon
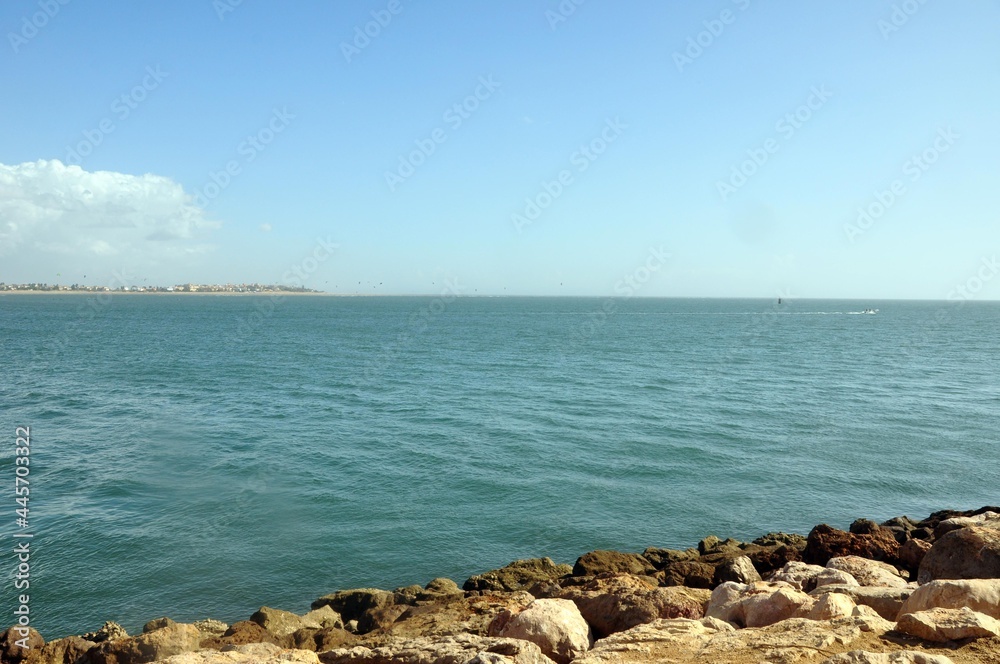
[2,1,999,300]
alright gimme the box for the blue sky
[1,0,998,298]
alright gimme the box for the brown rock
[712,556,761,585]
[556,574,709,638]
[199,620,287,650]
[656,561,715,588]
[640,547,698,569]
[317,633,554,664]
[38,636,97,664]
[918,525,1000,584]
[899,539,932,575]
[382,592,536,639]
[80,623,128,644]
[897,607,1000,643]
[804,524,900,566]
[572,551,655,577]
[311,589,397,634]
[463,558,571,593]
[84,623,202,664]
[1,626,43,663]
[141,618,176,634]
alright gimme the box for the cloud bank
[0,160,218,278]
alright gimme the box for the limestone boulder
[159,642,320,664]
[38,635,97,664]
[655,561,714,589]
[83,623,202,664]
[199,620,288,649]
[820,651,955,664]
[804,592,857,621]
[934,511,1000,539]
[898,578,1000,619]
[556,574,708,637]
[706,581,814,628]
[251,606,328,638]
[809,584,912,621]
[804,524,900,567]
[899,539,932,575]
[382,592,535,639]
[81,623,129,643]
[572,550,655,577]
[712,556,761,585]
[317,634,555,664]
[768,561,829,591]
[896,607,1000,642]
[464,559,571,593]
[827,556,907,588]
[489,598,591,664]
[918,525,1000,583]
[1,626,44,663]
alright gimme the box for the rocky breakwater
[3,506,1000,664]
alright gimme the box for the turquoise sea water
[1,295,998,637]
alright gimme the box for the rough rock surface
[38,635,97,664]
[821,651,956,664]
[572,551,655,577]
[934,512,1000,539]
[899,579,1000,620]
[463,559,572,593]
[918,526,1000,584]
[655,561,715,588]
[896,607,1000,643]
[251,607,327,638]
[83,623,202,664]
[488,599,591,664]
[805,524,900,567]
[200,621,288,650]
[810,585,912,621]
[158,642,320,664]
[555,574,708,638]
[770,561,830,591]
[806,593,858,621]
[827,556,908,588]
[1,627,44,662]
[713,555,762,585]
[899,539,933,575]
[706,581,815,628]
[82,623,129,644]
[380,592,536,639]
[318,634,556,664]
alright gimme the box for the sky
[1,0,998,298]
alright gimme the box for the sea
[1,294,997,638]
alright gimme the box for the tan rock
[572,550,655,577]
[489,598,591,664]
[318,634,555,664]
[302,606,345,631]
[1,626,44,662]
[251,607,326,638]
[383,592,536,639]
[805,592,857,621]
[820,650,956,664]
[934,511,1000,538]
[810,584,912,621]
[463,559,571,593]
[556,574,708,637]
[706,581,814,628]
[816,568,862,589]
[849,605,896,634]
[713,555,762,585]
[897,607,1000,642]
[769,561,829,591]
[899,579,1000,620]
[899,539,932,573]
[84,623,202,664]
[827,556,907,588]
[38,635,97,664]
[918,525,1000,583]
[158,642,320,663]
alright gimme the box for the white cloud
[0,160,219,265]
[259,223,272,233]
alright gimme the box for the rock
[311,589,397,634]
[159,642,320,664]
[805,593,857,621]
[251,606,325,638]
[810,584,912,621]
[420,578,463,600]
[898,578,1000,620]
[640,547,697,568]
[850,605,896,634]
[84,623,202,664]
[489,599,591,664]
[897,607,1000,642]
[383,592,536,639]
[572,550,655,577]
[706,581,814,628]
[464,559,572,593]
[141,617,176,633]
[199,620,287,649]
[311,627,358,652]
[918,525,1000,583]
[317,634,555,664]
[81,622,129,644]
[303,606,345,630]
[827,556,907,588]
[556,574,708,638]
[655,561,715,588]
[882,516,919,543]
[753,532,808,548]
[816,568,862,589]
[899,539,932,574]
[567,617,735,664]
[1,626,44,662]
[191,619,227,637]
[821,650,956,664]
[769,561,829,591]
[38,635,97,664]
[713,556,761,585]
[934,511,1000,539]
[804,524,900,567]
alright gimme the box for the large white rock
[769,561,828,591]
[810,584,912,621]
[805,593,856,621]
[706,581,814,628]
[159,643,320,663]
[827,556,908,588]
[896,607,1000,642]
[898,578,1000,620]
[492,598,592,664]
[820,650,955,664]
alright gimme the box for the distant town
[0,283,323,294]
